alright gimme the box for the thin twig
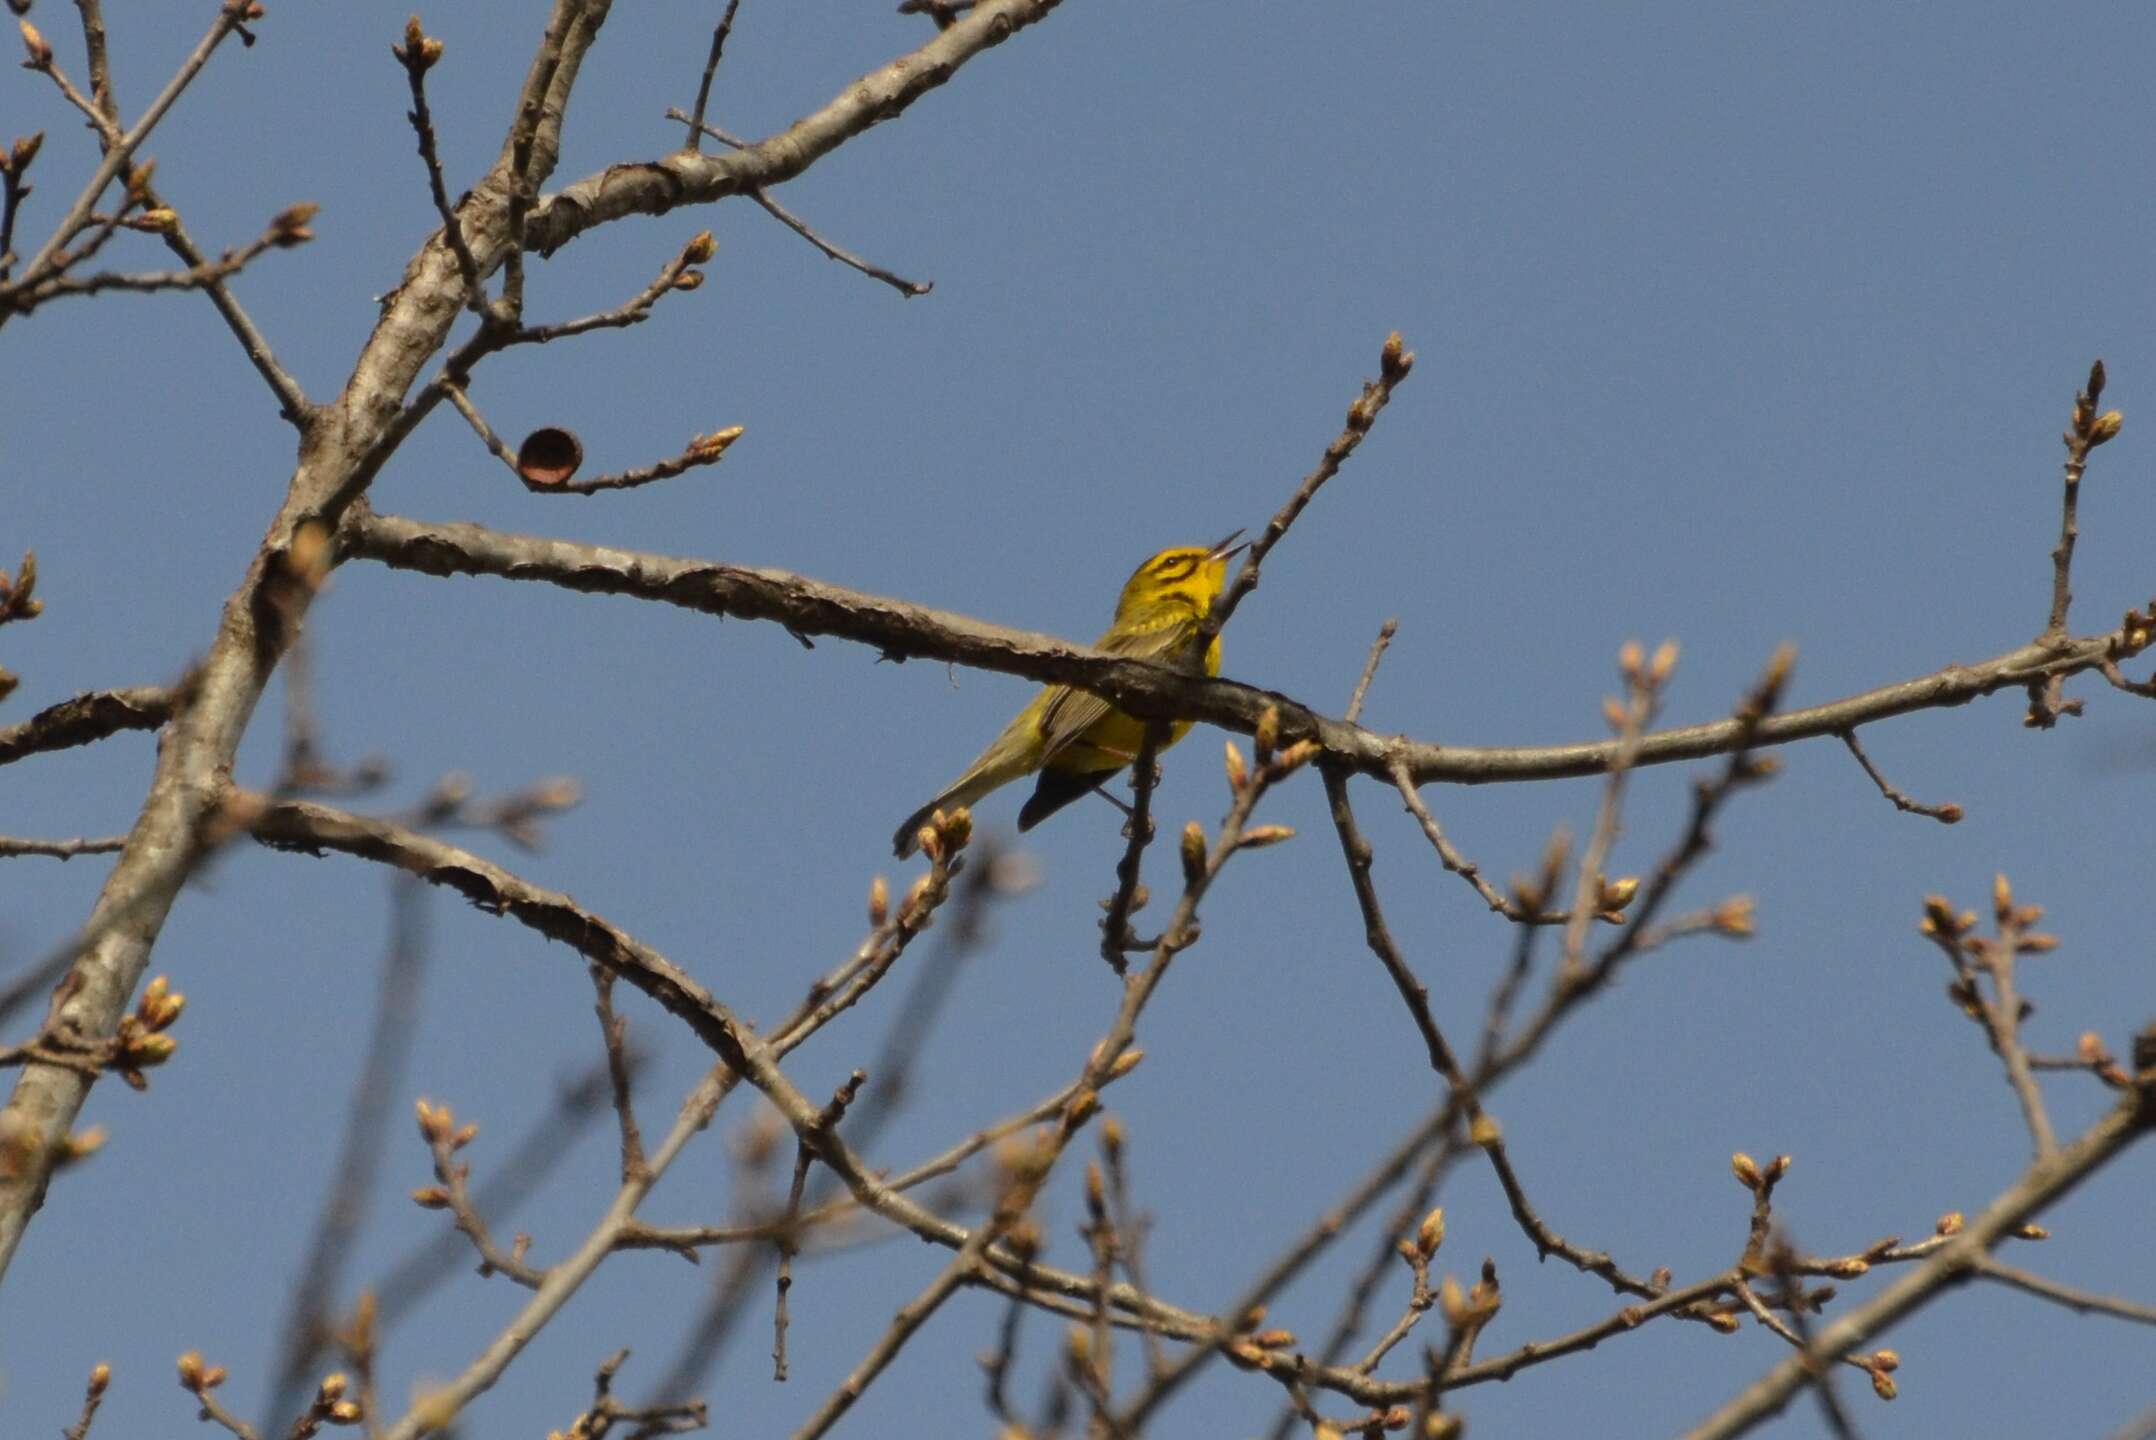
[2032,360,2119,724]
[74,0,118,123]
[1559,643,1666,977]
[260,875,428,1429]
[1323,770,1477,1096]
[749,189,932,296]
[528,431,745,496]
[1097,725,1164,974]
[1975,1257,2156,1325]
[788,1210,1012,1440]
[1740,1271,1862,1440]
[774,1069,866,1381]
[592,967,647,1182]
[1101,1124,1168,1381]
[442,381,742,496]
[1474,835,1568,1072]
[493,2,573,321]
[666,109,934,297]
[1390,761,1583,926]
[2046,360,2108,639]
[414,1098,548,1289]
[1346,618,1397,724]
[363,1059,627,1329]
[11,218,301,307]
[1838,729,1961,823]
[682,0,745,153]
[62,1361,110,1440]
[1923,881,2060,1158]
[1986,891,2058,1158]
[980,1267,1030,1424]
[0,141,31,281]
[552,1349,706,1439]
[275,629,388,798]
[395,17,484,309]
[1081,1155,1120,1415]
[1204,333,1415,642]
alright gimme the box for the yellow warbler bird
[892,531,1247,857]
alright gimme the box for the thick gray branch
[347,509,2138,788]
[520,1,1063,257]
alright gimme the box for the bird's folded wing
[1035,621,1195,767]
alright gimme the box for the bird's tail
[890,770,1005,858]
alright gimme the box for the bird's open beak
[1209,528,1248,562]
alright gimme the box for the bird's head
[1114,529,1246,622]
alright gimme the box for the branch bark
[0,686,174,767]
[345,508,2144,788]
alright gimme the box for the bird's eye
[1155,556,1195,581]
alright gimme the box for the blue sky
[6,5,2155,1437]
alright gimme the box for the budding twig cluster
[391,14,445,72]
[178,1350,362,1437]
[110,974,186,1090]
[0,550,41,625]
[2066,358,2124,453]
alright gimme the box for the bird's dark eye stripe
[1153,556,1196,579]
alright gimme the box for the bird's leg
[1103,749,1164,838]
[1089,780,1137,821]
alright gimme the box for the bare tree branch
[0,0,1067,1286]
[1683,1090,2155,1440]
[0,685,174,766]
[347,510,2149,793]
[1,0,252,308]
